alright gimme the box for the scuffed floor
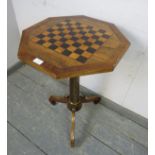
[7,65,148,155]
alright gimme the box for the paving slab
[8,123,46,155]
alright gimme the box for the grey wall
[7,0,20,69]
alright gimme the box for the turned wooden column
[68,77,82,112]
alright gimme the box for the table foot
[81,96,101,104]
[49,95,101,105]
[70,111,75,147]
[49,96,69,105]
[49,95,100,147]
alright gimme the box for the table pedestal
[49,77,101,147]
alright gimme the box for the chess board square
[67,27,74,31]
[85,33,93,37]
[67,46,77,52]
[53,35,62,40]
[91,44,100,49]
[60,38,68,42]
[92,27,98,31]
[81,24,87,28]
[102,34,110,39]
[87,38,96,43]
[76,56,87,63]
[98,37,107,42]
[72,42,81,47]
[82,28,89,32]
[43,42,51,48]
[75,49,84,54]
[37,39,46,45]
[75,22,81,26]
[88,30,96,34]
[51,26,59,30]
[92,35,99,40]
[49,38,57,43]
[56,23,63,27]
[42,31,50,35]
[60,25,68,29]
[81,51,92,58]
[64,34,72,39]
[54,41,63,46]
[57,28,64,32]
[70,20,77,25]
[62,50,72,56]
[79,31,86,35]
[95,40,103,45]
[73,25,79,28]
[74,33,83,38]
[73,29,81,33]
[49,44,58,50]
[79,45,88,51]
[66,23,72,27]
[81,36,89,40]
[37,34,45,39]
[87,47,96,53]
[55,47,64,53]
[63,29,70,33]
[86,25,93,29]
[78,26,87,31]
[32,37,40,42]
[71,29,77,33]
[59,32,66,37]
[65,19,71,23]
[47,28,52,32]
[84,41,92,46]
[99,29,106,33]
[48,33,56,37]
[42,36,50,41]
[52,30,60,35]
[77,39,85,44]
[61,21,68,25]
[71,36,78,41]
[69,53,79,59]
[95,32,104,36]
[66,40,74,44]
[69,31,76,35]
[61,43,70,48]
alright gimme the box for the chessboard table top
[18,15,130,79]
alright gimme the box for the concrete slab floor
[7,66,148,155]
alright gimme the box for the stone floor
[7,65,148,155]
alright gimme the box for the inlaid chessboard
[18,16,130,79]
[32,19,112,63]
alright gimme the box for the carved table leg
[70,111,75,147]
[81,96,101,104]
[68,77,80,147]
[49,96,69,105]
[49,77,101,147]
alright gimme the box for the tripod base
[49,95,101,106]
[49,77,101,147]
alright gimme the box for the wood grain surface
[18,15,130,79]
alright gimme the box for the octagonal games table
[18,15,130,147]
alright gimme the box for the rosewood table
[18,15,130,147]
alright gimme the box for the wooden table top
[18,15,130,79]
